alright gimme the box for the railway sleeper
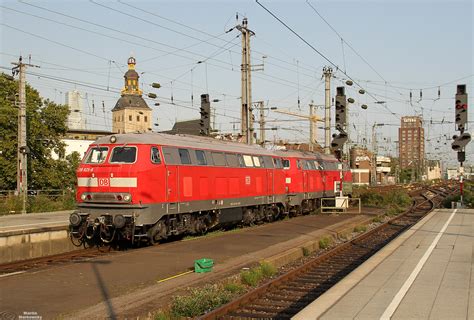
[265,292,320,304]
[245,303,306,316]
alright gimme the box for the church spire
[121,56,142,95]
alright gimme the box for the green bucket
[194,258,214,273]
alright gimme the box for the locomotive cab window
[195,150,207,165]
[211,152,227,166]
[243,155,254,167]
[225,153,239,167]
[282,159,290,169]
[178,149,192,165]
[110,146,137,163]
[273,158,283,169]
[252,156,261,167]
[151,147,162,164]
[84,146,109,164]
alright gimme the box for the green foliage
[223,281,246,294]
[319,236,333,249]
[240,267,263,287]
[359,188,411,215]
[372,216,383,223]
[0,73,76,191]
[0,192,76,215]
[171,284,233,318]
[353,225,367,233]
[240,262,277,287]
[302,247,310,256]
[260,261,277,278]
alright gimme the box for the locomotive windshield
[84,147,109,164]
[110,146,137,163]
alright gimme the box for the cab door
[166,166,178,202]
[162,147,179,213]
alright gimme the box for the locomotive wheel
[242,208,255,226]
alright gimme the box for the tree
[0,73,73,190]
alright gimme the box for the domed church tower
[112,56,152,133]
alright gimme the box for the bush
[241,268,263,287]
[260,261,277,278]
[0,191,75,215]
[372,216,382,223]
[353,225,367,233]
[319,236,333,249]
[302,247,310,256]
[223,281,245,294]
[171,284,233,318]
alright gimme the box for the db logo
[99,178,110,186]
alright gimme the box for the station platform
[293,208,474,320]
[0,211,73,263]
[0,210,71,235]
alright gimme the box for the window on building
[151,147,162,164]
[144,116,148,122]
[178,149,191,164]
[195,150,207,165]
[137,115,140,122]
[129,115,132,121]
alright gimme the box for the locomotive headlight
[110,135,117,143]
[113,214,126,229]
[80,194,87,201]
[123,194,131,202]
[69,212,82,227]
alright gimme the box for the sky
[1,0,473,168]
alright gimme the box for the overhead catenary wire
[255,0,401,120]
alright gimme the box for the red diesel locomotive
[69,133,352,245]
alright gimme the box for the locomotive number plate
[99,178,110,186]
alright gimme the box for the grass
[319,236,333,249]
[166,262,277,318]
[170,284,234,318]
[353,225,367,233]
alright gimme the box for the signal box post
[452,84,470,207]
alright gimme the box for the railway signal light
[455,84,468,132]
[451,132,471,151]
[331,132,348,150]
[200,94,211,136]
[335,87,347,131]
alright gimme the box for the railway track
[0,246,115,275]
[201,185,455,320]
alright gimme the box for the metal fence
[0,189,72,199]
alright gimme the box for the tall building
[399,116,424,171]
[65,90,85,130]
[112,56,152,134]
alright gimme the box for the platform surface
[0,210,71,235]
[294,208,474,320]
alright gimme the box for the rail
[200,184,455,319]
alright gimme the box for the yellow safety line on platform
[157,270,193,283]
